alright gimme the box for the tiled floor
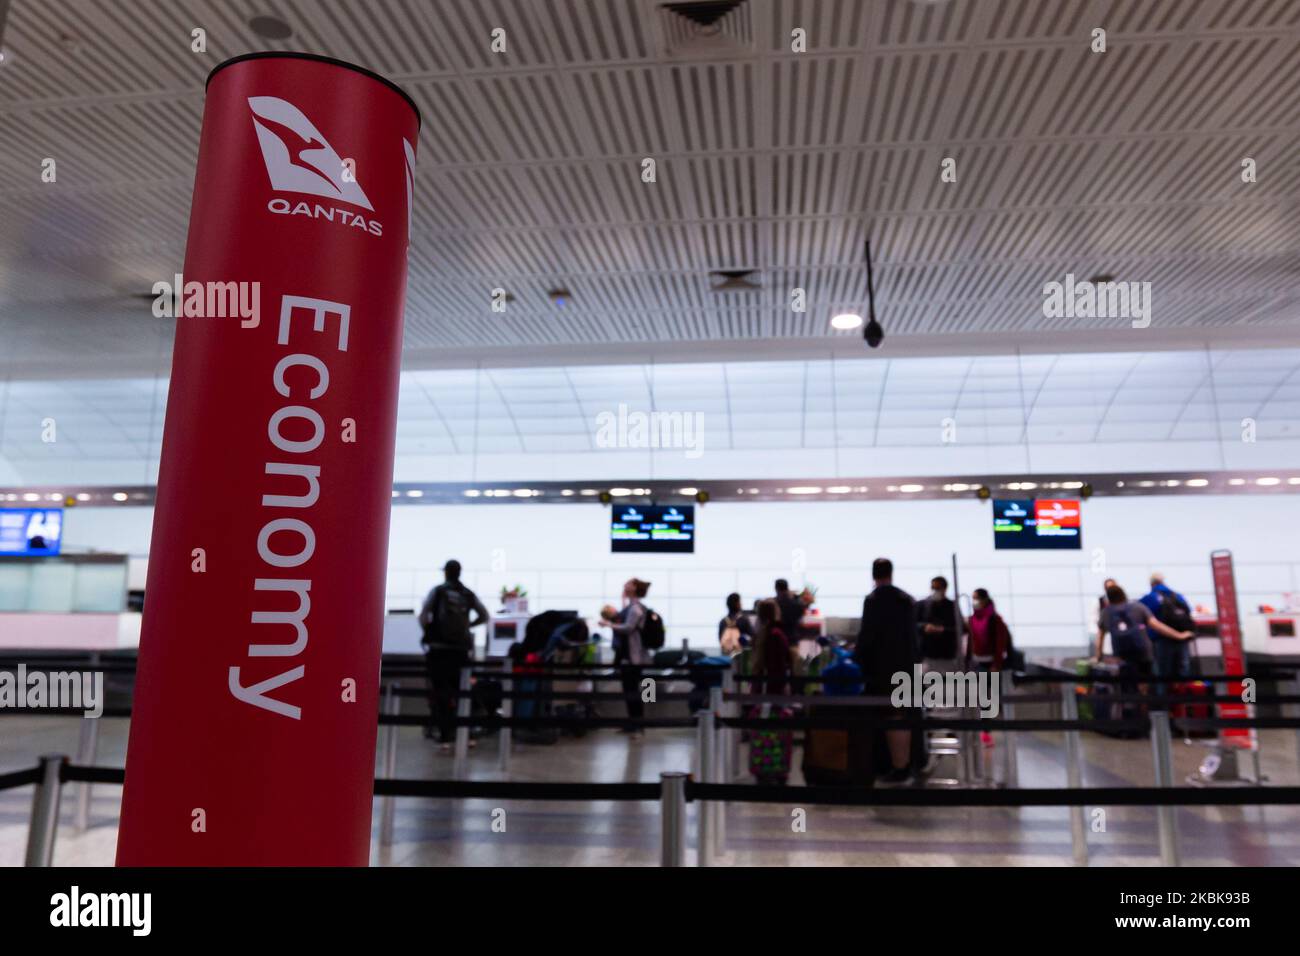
[2,715,1297,866]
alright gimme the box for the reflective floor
[2,716,1298,866]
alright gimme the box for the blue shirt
[1140,582,1187,618]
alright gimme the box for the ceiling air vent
[658,1,753,57]
[710,269,760,293]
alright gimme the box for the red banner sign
[116,54,419,865]
[1210,550,1255,749]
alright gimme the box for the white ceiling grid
[2,348,1298,487]
[0,0,1297,376]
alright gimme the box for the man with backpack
[1141,573,1196,687]
[419,560,490,752]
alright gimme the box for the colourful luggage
[747,705,793,783]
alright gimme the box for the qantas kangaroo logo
[248,96,373,210]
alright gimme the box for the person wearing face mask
[915,576,960,675]
[966,589,1011,671]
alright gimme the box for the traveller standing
[915,575,960,674]
[603,578,651,738]
[419,560,489,753]
[853,558,918,785]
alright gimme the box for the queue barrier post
[723,669,743,780]
[380,682,400,847]
[696,710,714,867]
[498,676,513,773]
[25,754,66,867]
[1000,669,1018,789]
[1291,676,1300,780]
[709,685,726,858]
[660,772,688,867]
[1150,710,1181,867]
[75,715,100,831]
[1059,684,1089,866]
[454,666,472,774]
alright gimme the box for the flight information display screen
[992,498,1081,550]
[611,504,695,553]
[0,508,64,556]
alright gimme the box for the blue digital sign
[0,508,64,556]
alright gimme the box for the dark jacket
[853,583,917,694]
[776,593,804,637]
[419,582,488,650]
[915,595,959,660]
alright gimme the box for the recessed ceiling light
[1256,477,1280,486]
[786,486,823,495]
[831,312,863,330]
[678,487,698,495]
[406,490,424,497]
[249,15,294,39]
[826,486,851,494]
[1228,478,1246,486]
[112,492,129,502]
[899,484,925,493]
[1185,479,1209,487]
[609,487,632,496]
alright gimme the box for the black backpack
[640,608,666,650]
[1157,591,1195,636]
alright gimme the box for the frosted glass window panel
[0,564,33,611]
[26,562,77,612]
[72,563,128,612]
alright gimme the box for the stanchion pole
[379,682,399,847]
[723,669,742,780]
[75,716,100,831]
[1000,669,1018,789]
[498,676,513,773]
[709,685,726,857]
[660,771,687,867]
[1150,710,1181,867]
[696,710,714,867]
[25,754,66,868]
[1059,684,1089,866]
[454,665,472,775]
[1291,676,1300,779]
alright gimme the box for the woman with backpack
[602,577,652,738]
[966,589,1012,670]
[1095,583,1194,721]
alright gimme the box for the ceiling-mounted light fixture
[863,239,884,349]
[709,269,760,293]
[831,312,863,330]
[249,15,294,39]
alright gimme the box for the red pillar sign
[117,53,419,865]
[1210,550,1255,750]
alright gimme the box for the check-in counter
[0,553,139,650]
